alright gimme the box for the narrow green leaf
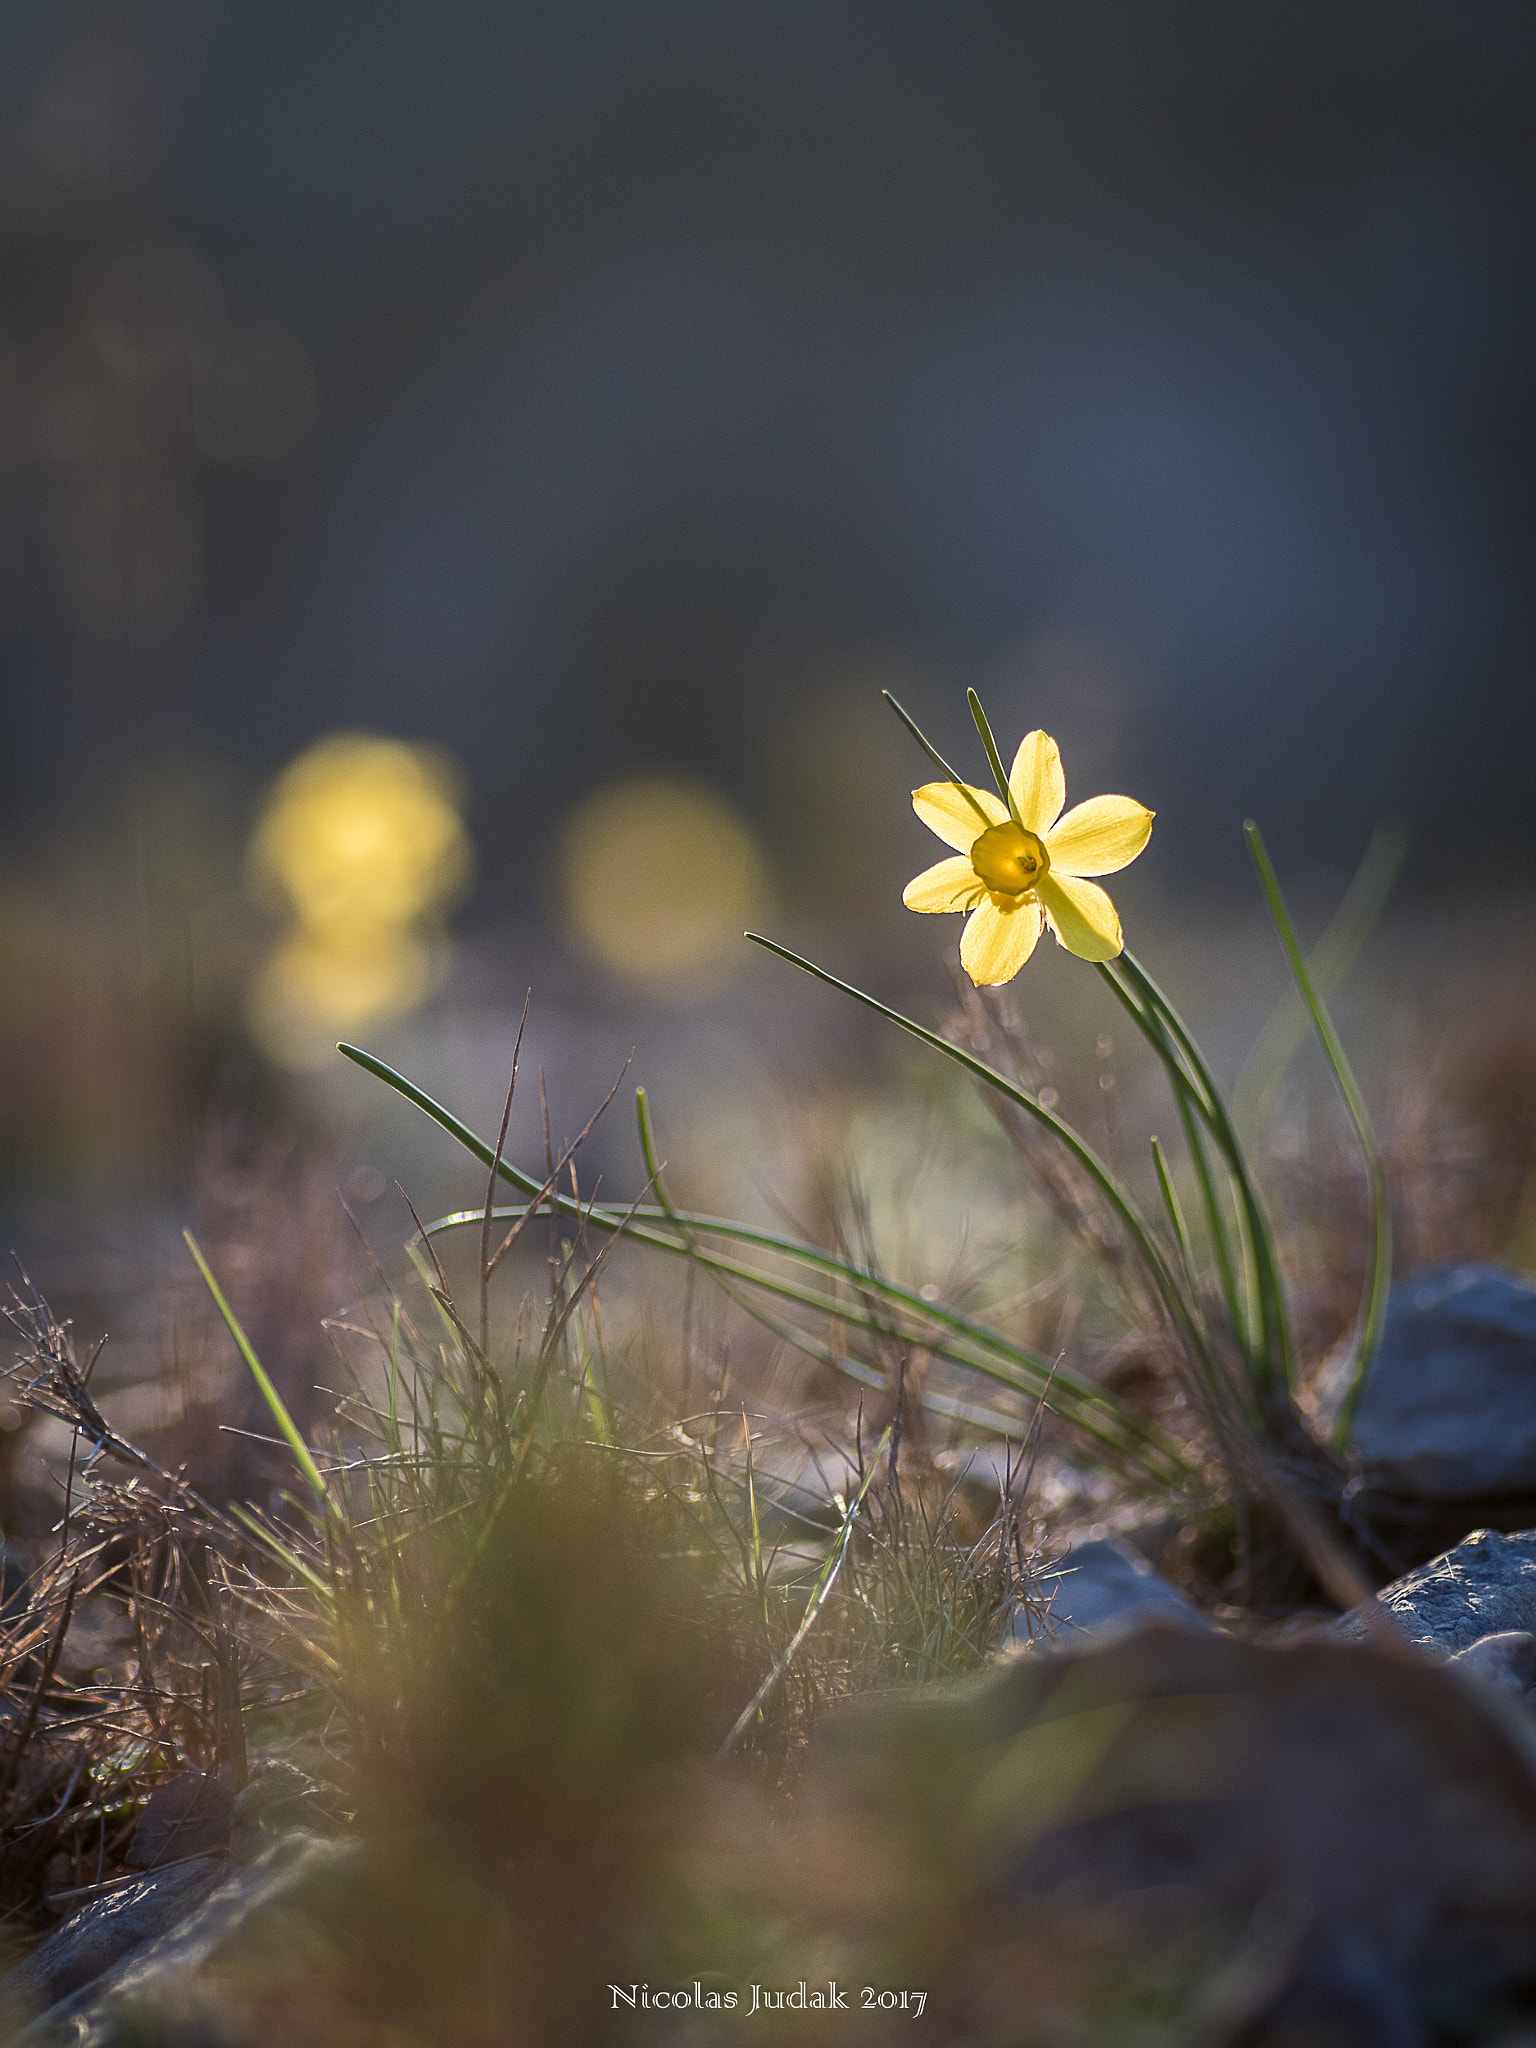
[227,1503,334,1603]
[184,1231,330,1503]
[717,1426,893,1758]
[1244,823,1391,1443]
[339,1040,1180,1470]
[882,691,994,825]
[740,936,1207,1367]
[1233,821,1407,1134]
[1150,1137,1197,1293]
[967,689,1024,825]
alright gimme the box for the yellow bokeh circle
[557,775,770,984]
[245,732,472,1062]
[248,733,471,934]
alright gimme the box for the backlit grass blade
[1244,822,1391,1443]
[967,688,1025,825]
[1150,1137,1197,1296]
[1233,821,1407,1135]
[184,1230,330,1505]
[1102,951,1294,1393]
[882,690,995,827]
[739,938,1210,1372]
[717,1426,893,1759]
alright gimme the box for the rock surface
[5,1836,351,2045]
[1450,1630,1536,1701]
[1007,1537,1210,1648]
[126,1769,236,1869]
[1351,1264,1536,1500]
[0,1858,226,2021]
[1336,1528,1536,1654]
[814,1621,1536,2042]
[227,1758,322,1862]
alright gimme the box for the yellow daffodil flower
[903,730,1153,985]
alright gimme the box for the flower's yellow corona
[903,731,1153,985]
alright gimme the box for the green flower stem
[1094,961,1254,1358]
[1174,1086,1252,1353]
[1244,823,1391,1444]
[1108,951,1295,1395]
[740,937,1219,1386]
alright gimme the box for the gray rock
[1450,1631,1536,1701]
[7,1834,350,2045]
[125,1770,235,1869]
[812,1625,1536,2042]
[1007,1537,1211,1647]
[228,1758,322,1862]
[1351,1264,1536,1500]
[0,1858,225,2018]
[1336,1528,1536,1654]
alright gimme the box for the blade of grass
[1150,1137,1197,1296]
[227,1503,335,1604]
[1174,1087,1252,1355]
[1244,823,1391,1444]
[967,689,1024,825]
[184,1231,330,1505]
[740,938,1210,1369]
[1103,951,1294,1393]
[882,690,995,826]
[1233,821,1407,1136]
[717,1426,893,1759]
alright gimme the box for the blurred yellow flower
[558,775,769,985]
[903,730,1152,986]
[248,734,470,937]
[246,733,472,1062]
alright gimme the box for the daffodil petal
[1038,873,1123,961]
[959,896,1043,986]
[1045,795,1155,877]
[903,856,986,914]
[1008,731,1066,835]
[912,781,1007,852]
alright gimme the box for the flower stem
[743,934,1218,1383]
[1104,951,1295,1397]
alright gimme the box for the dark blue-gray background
[2,0,1534,903]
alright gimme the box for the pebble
[1006,1536,1210,1648]
[1335,1528,1536,1655]
[1350,1264,1536,1502]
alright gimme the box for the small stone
[1335,1528,1536,1655]
[813,1623,1536,2041]
[1351,1265,1536,1502]
[1450,1631,1536,1701]
[1006,1537,1211,1648]
[228,1758,321,1861]
[6,1836,375,2045]
[125,1769,236,1870]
